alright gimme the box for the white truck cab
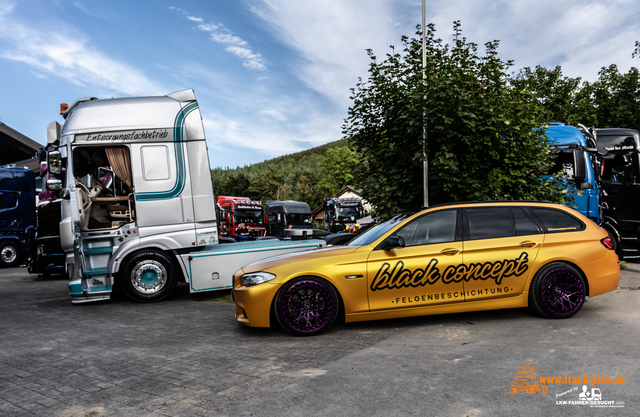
[46,90,324,303]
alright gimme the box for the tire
[0,241,22,268]
[119,251,178,302]
[529,262,586,319]
[274,277,339,336]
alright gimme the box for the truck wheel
[119,251,178,302]
[0,241,21,268]
[529,262,585,319]
[274,277,339,336]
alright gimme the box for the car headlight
[241,272,276,287]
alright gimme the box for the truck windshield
[286,213,313,226]
[347,213,413,247]
[337,208,362,221]
[235,210,264,226]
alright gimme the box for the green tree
[511,65,581,124]
[345,22,570,216]
[573,65,640,129]
[248,168,284,202]
[316,146,358,197]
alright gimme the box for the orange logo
[511,362,548,394]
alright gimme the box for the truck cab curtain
[105,147,132,190]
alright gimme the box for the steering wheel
[92,178,107,192]
[76,182,92,212]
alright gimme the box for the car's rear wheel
[529,262,585,319]
[274,277,339,336]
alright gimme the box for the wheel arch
[529,259,590,298]
[116,247,184,282]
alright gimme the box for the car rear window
[527,208,585,233]
[512,207,540,236]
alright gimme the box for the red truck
[216,196,265,239]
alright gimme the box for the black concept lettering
[370,252,529,291]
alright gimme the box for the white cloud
[0,6,162,96]
[250,0,405,109]
[425,0,639,82]
[180,12,267,71]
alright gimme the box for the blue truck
[0,166,35,267]
[545,123,602,224]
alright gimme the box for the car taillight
[601,237,614,250]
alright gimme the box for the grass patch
[620,261,627,270]
[212,294,234,303]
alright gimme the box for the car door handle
[520,241,537,248]
[441,248,460,255]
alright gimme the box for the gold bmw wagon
[232,202,620,336]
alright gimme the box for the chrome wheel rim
[1,245,17,264]
[131,260,167,294]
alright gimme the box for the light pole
[422,0,429,208]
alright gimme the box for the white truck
[44,89,324,303]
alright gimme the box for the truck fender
[111,236,186,278]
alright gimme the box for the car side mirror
[383,235,405,250]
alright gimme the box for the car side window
[396,210,457,247]
[527,207,585,233]
[466,207,513,240]
[512,207,540,236]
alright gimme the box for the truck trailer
[44,89,324,303]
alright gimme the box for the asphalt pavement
[0,263,638,417]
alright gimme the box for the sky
[0,0,639,169]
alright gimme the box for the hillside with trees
[210,138,358,210]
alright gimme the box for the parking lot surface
[1,265,639,416]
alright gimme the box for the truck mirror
[47,150,62,175]
[46,178,63,191]
[572,150,585,180]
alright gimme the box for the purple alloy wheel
[280,280,334,333]
[539,267,584,316]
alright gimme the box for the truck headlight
[241,272,276,287]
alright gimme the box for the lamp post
[422,0,429,207]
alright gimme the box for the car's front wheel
[274,277,339,336]
[529,262,586,319]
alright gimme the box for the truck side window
[466,207,513,240]
[141,145,170,180]
[527,208,585,233]
[396,210,457,247]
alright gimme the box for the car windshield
[347,213,414,247]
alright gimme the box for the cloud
[249,0,405,109]
[177,11,267,71]
[424,0,639,82]
[0,6,162,96]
